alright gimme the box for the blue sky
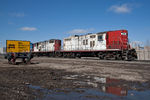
[0,0,150,46]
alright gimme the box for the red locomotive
[32,30,137,60]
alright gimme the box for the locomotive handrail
[119,37,124,50]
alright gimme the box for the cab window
[98,35,103,41]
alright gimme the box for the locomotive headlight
[121,33,126,35]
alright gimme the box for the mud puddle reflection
[28,75,150,100]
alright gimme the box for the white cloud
[9,12,25,17]
[109,4,132,13]
[68,28,94,34]
[20,27,37,31]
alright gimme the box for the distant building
[0,47,6,54]
[135,46,150,60]
[144,46,150,50]
[0,48,2,54]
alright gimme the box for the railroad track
[34,57,150,65]
[81,57,150,64]
[80,57,147,61]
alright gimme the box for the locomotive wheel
[76,53,81,58]
[115,54,121,60]
[70,53,75,58]
[8,54,12,64]
[121,56,128,61]
[26,60,31,64]
[127,55,134,61]
[25,58,31,64]
[98,53,104,60]
[22,58,26,63]
[104,56,109,60]
[63,53,67,58]
[48,53,53,57]
[11,58,16,65]
[55,52,59,57]
[8,59,12,64]
[99,55,104,60]
[99,57,104,60]
[8,57,16,64]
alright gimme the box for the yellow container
[6,40,30,53]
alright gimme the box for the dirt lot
[0,57,150,100]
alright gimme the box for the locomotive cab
[106,30,128,50]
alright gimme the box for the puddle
[63,75,79,79]
[27,77,150,100]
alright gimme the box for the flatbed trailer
[6,40,33,64]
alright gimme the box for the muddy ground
[0,56,150,100]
